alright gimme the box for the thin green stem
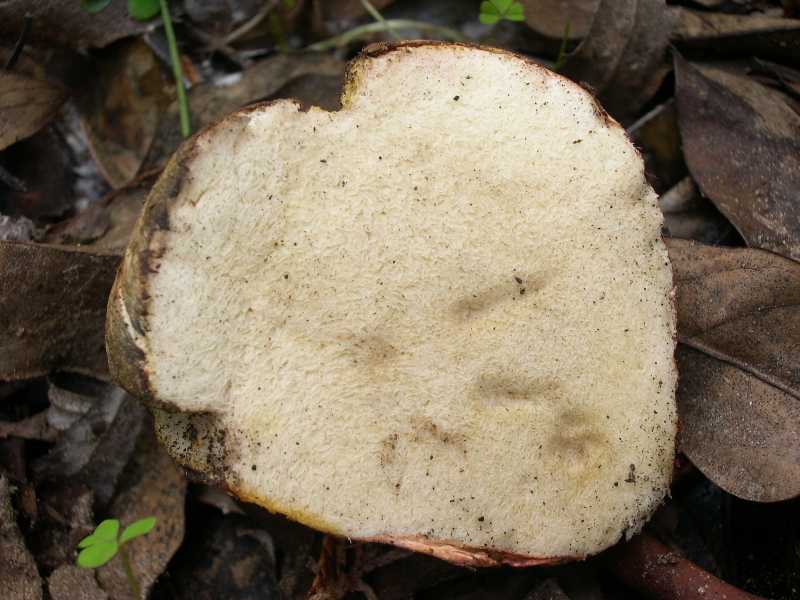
[360,0,400,40]
[553,20,571,72]
[307,19,464,52]
[159,0,191,137]
[118,544,141,599]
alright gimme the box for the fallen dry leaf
[525,578,571,600]
[672,8,800,64]
[561,0,675,122]
[0,1,151,49]
[141,53,345,172]
[520,0,600,39]
[675,55,800,262]
[77,39,173,188]
[313,0,395,23]
[97,425,186,599]
[0,242,120,381]
[669,238,800,398]
[669,239,800,501]
[0,476,43,600]
[0,72,66,152]
[677,347,800,503]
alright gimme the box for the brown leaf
[97,425,186,599]
[0,242,120,381]
[669,238,800,398]
[0,72,66,151]
[524,579,571,600]
[313,0,395,22]
[669,239,800,501]
[672,8,800,64]
[77,40,173,188]
[675,55,800,262]
[141,53,346,172]
[0,1,151,49]
[659,177,733,245]
[0,476,43,600]
[520,0,600,39]
[677,347,800,503]
[561,0,675,123]
[627,100,686,193]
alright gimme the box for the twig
[307,20,464,51]
[118,544,141,599]
[4,15,31,70]
[224,0,281,45]
[605,531,766,600]
[158,0,191,138]
[360,0,400,40]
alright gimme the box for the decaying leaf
[77,39,173,188]
[0,215,36,242]
[96,425,186,600]
[669,239,800,501]
[673,8,800,63]
[0,476,44,600]
[561,0,675,122]
[525,579,571,600]
[313,0,395,23]
[0,72,66,152]
[0,1,152,49]
[0,242,120,381]
[675,55,800,262]
[520,0,600,39]
[141,53,345,172]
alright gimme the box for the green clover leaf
[77,540,119,568]
[479,0,525,25]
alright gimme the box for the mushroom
[106,41,677,566]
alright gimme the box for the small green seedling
[80,0,191,138]
[479,0,525,25]
[77,517,156,598]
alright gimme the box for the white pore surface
[145,45,676,558]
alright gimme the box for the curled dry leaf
[0,1,151,49]
[0,476,44,600]
[672,8,800,63]
[96,425,186,600]
[77,39,173,188]
[0,72,66,152]
[561,0,675,123]
[627,100,686,193]
[669,239,800,501]
[0,242,120,381]
[659,177,733,245]
[674,55,800,262]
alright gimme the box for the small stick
[5,15,31,70]
[605,532,766,600]
[307,20,464,52]
[118,544,141,599]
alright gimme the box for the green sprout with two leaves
[80,0,191,138]
[77,517,156,598]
